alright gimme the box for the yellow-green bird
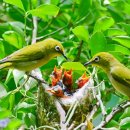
[0,38,67,72]
[84,52,130,98]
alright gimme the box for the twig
[32,16,37,44]
[27,73,47,84]
[74,40,83,61]
[65,101,78,126]
[55,100,66,130]
[36,125,57,130]
[94,101,130,130]
[36,24,69,40]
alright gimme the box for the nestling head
[84,52,117,71]
[44,38,67,60]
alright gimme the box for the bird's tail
[0,62,12,70]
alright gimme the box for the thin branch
[36,24,69,40]
[55,100,66,129]
[94,101,130,130]
[74,40,83,61]
[32,16,38,44]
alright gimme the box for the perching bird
[84,52,130,98]
[0,38,67,72]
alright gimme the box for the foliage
[0,0,130,129]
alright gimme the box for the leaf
[13,70,24,87]
[120,108,130,119]
[78,0,91,18]
[0,82,7,98]
[62,62,86,71]
[28,4,60,18]
[94,17,114,33]
[2,31,23,49]
[112,36,130,49]
[5,119,22,130]
[89,32,107,56]
[106,28,127,37]
[119,23,130,35]
[0,110,11,119]
[0,39,5,59]
[120,117,130,129]
[72,26,89,42]
[107,44,130,55]
[3,0,25,11]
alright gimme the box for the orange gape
[51,66,62,86]
[63,69,73,91]
[77,73,89,88]
[47,86,69,98]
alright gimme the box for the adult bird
[84,52,130,98]
[0,38,67,72]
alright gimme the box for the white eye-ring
[94,56,100,62]
[55,46,60,51]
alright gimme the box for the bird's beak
[84,60,93,66]
[46,88,55,94]
[62,53,68,60]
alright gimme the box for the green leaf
[28,4,60,18]
[5,119,22,130]
[119,23,130,35]
[13,70,24,87]
[3,0,25,11]
[78,0,91,18]
[112,36,130,49]
[107,44,130,55]
[120,117,130,129]
[0,82,7,98]
[2,31,23,49]
[72,26,89,42]
[62,62,86,71]
[0,39,5,59]
[0,110,11,119]
[106,28,127,37]
[120,108,130,120]
[89,32,107,56]
[94,17,114,33]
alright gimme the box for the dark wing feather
[111,66,130,87]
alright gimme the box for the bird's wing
[0,44,46,63]
[111,66,130,87]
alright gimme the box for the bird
[76,73,89,88]
[84,52,130,98]
[0,38,67,72]
[47,85,69,98]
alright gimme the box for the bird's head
[45,38,68,60]
[84,52,117,72]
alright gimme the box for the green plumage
[0,38,64,71]
[84,52,130,98]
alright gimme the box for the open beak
[46,88,55,94]
[84,60,93,66]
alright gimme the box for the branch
[36,24,69,40]
[74,40,83,61]
[32,16,38,44]
[94,101,130,130]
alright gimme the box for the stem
[74,40,83,61]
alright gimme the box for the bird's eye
[94,56,100,62]
[55,46,60,51]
